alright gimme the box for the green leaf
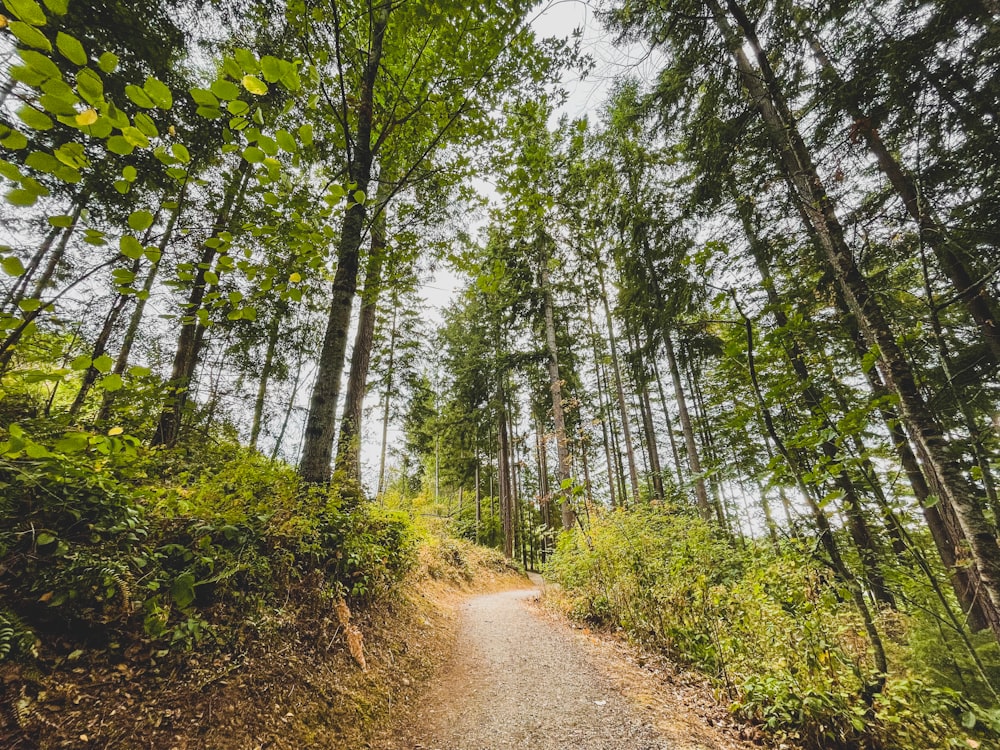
[92,353,113,373]
[75,68,104,104]
[170,572,196,609]
[8,21,52,50]
[19,49,60,79]
[143,76,172,108]
[47,214,74,227]
[275,129,296,153]
[6,188,38,206]
[97,51,118,73]
[134,111,158,138]
[242,146,264,163]
[55,31,86,65]
[1,129,29,150]
[119,235,144,259]
[17,105,53,130]
[125,84,154,108]
[122,165,137,181]
[352,190,365,204]
[171,143,190,163]
[106,135,134,155]
[260,55,284,83]
[128,209,154,232]
[298,123,313,146]
[121,126,149,148]
[189,88,218,107]
[3,0,47,26]
[100,373,123,392]
[54,141,88,169]
[41,0,66,13]
[127,365,151,378]
[2,256,26,276]
[36,532,56,546]
[210,79,240,100]
[241,75,267,95]
[69,354,91,370]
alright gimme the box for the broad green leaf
[25,151,61,174]
[260,55,284,83]
[6,188,38,206]
[36,532,56,546]
[97,51,118,73]
[134,111,158,138]
[17,105,53,130]
[189,88,218,107]
[210,79,240,100]
[100,373,123,391]
[41,0,66,13]
[298,123,313,146]
[55,433,88,453]
[170,572,196,609]
[93,353,113,373]
[125,84,154,108]
[128,209,154,231]
[2,256,26,276]
[242,146,264,163]
[241,75,267,95]
[19,297,41,311]
[69,355,91,370]
[1,129,29,150]
[54,142,87,168]
[38,92,77,115]
[119,235,144,259]
[18,49,60,80]
[121,126,149,148]
[171,143,190,163]
[352,190,365,204]
[122,165,137,181]
[106,135,133,155]
[275,129,296,153]
[0,159,22,180]
[55,31,86,65]
[233,48,258,72]
[47,214,74,227]
[143,76,172,108]
[9,21,51,50]
[112,268,135,284]
[75,68,103,103]
[127,365,150,377]
[4,0,46,26]
[226,99,249,116]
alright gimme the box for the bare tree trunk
[809,35,1000,364]
[541,256,575,530]
[300,4,389,483]
[664,332,712,520]
[597,261,641,504]
[335,177,393,479]
[375,307,398,501]
[714,0,1000,640]
[585,294,619,507]
[152,163,249,446]
[652,355,684,484]
[250,304,285,448]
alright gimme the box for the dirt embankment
[3,538,523,750]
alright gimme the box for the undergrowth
[545,503,1000,750]
[0,419,418,737]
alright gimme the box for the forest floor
[372,573,773,750]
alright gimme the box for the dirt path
[382,580,669,749]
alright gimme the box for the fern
[0,609,35,662]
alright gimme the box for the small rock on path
[388,583,669,750]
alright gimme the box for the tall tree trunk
[585,293,620,507]
[596,261,641,504]
[270,351,305,462]
[498,402,514,558]
[713,0,1000,641]
[809,35,1000,364]
[541,253,576,530]
[27,196,87,302]
[664,332,712,520]
[735,187,895,608]
[152,163,249,447]
[652,356,684,483]
[335,176,393,480]
[250,304,286,448]
[300,5,390,483]
[375,307,398,501]
[629,329,664,501]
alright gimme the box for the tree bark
[664,332,712,520]
[299,4,390,483]
[713,0,1000,640]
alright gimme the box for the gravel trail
[393,582,670,749]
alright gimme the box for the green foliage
[547,505,1000,749]
[0,424,418,661]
